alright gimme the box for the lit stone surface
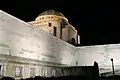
[0,10,76,65]
[0,10,76,78]
[76,44,120,73]
[1,9,120,78]
[28,10,79,45]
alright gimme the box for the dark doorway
[48,22,52,27]
[53,26,57,37]
[71,38,76,45]
[60,22,63,39]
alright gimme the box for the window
[42,17,44,19]
[15,66,23,77]
[48,23,52,27]
[30,68,36,77]
[41,67,44,76]
[41,67,46,76]
[39,68,42,76]
[71,38,76,45]
[60,22,63,39]
[52,69,56,76]
[53,27,57,37]
[60,22,65,28]
[45,68,47,77]
[48,16,50,19]
[51,16,53,18]
[47,68,52,77]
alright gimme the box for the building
[1,9,120,79]
[0,10,77,79]
[28,10,80,45]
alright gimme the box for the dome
[39,10,65,17]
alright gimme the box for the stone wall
[0,10,76,66]
[0,10,77,78]
[76,44,120,73]
[3,9,120,77]
[62,28,69,41]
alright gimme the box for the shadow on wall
[61,61,100,80]
[68,38,76,46]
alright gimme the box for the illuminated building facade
[0,10,77,79]
[1,9,120,79]
[28,10,80,45]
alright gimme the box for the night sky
[0,1,120,46]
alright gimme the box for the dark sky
[0,1,120,46]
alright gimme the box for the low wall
[76,44,120,74]
[61,65,99,80]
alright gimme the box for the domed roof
[39,10,65,17]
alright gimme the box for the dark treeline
[0,75,90,80]
[2,75,120,80]
[100,75,120,80]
